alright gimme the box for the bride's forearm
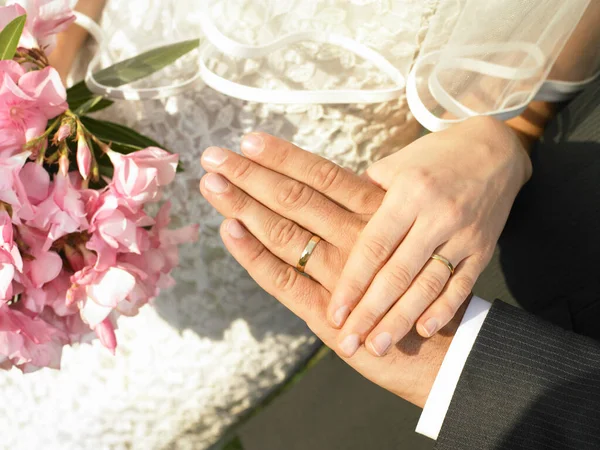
[48,0,108,82]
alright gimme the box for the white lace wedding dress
[0,1,423,449]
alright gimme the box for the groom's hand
[200,132,466,407]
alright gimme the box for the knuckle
[247,242,269,265]
[354,189,384,215]
[229,190,252,214]
[409,168,436,198]
[267,216,303,247]
[361,237,391,266]
[453,274,475,300]
[393,312,414,335]
[442,200,467,225]
[273,265,300,292]
[436,301,459,321]
[416,272,446,299]
[276,180,313,210]
[309,160,344,192]
[355,309,382,333]
[231,157,254,180]
[382,263,413,293]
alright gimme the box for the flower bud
[56,123,72,142]
[77,135,92,180]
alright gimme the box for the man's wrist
[397,297,471,408]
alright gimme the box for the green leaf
[74,96,114,116]
[0,15,26,61]
[67,38,200,113]
[80,116,162,151]
[80,116,184,172]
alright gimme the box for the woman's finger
[201,173,342,290]
[338,249,458,357]
[415,258,481,338]
[327,188,417,328]
[201,146,361,248]
[361,248,465,357]
[219,218,331,330]
[239,132,385,214]
[334,216,453,356]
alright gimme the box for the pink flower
[12,224,62,295]
[0,61,67,156]
[0,303,66,371]
[76,134,91,179]
[108,147,178,206]
[2,1,75,54]
[19,161,50,206]
[29,155,88,250]
[0,151,34,221]
[87,191,153,262]
[69,265,137,328]
[116,202,198,311]
[0,211,23,302]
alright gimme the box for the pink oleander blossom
[107,147,178,206]
[0,303,66,371]
[29,155,88,250]
[0,61,67,156]
[0,151,34,221]
[1,1,75,54]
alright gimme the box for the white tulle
[84,0,599,130]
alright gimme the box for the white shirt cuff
[415,296,492,440]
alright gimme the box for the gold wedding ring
[296,235,322,273]
[431,253,455,275]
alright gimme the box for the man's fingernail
[370,332,392,356]
[226,220,246,239]
[421,318,438,337]
[339,334,360,358]
[204,173,229,193]
[203,146,227,166]
[332,305,350,328]
[241,133,264,156]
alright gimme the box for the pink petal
[18,67,67,118]
[87,267,136,307]
[79,298,113,328]
[28,250,62,288]
[19,162,50,205]
[0,263,15,300]
[95,317,117,355]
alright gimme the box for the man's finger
[201,174,342,290]
[239,132,385,214]
[202,146,360,249]
[219,218,332,336]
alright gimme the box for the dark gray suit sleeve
[435,300,600,450]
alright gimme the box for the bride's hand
[199,134,461,407]
[329,116,532,356]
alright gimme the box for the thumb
[363,150,404,189]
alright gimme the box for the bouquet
[0,1,199,372]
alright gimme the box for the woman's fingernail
[203,147,227,166]
[226,220,246,239]
[332,305,350,328]
[339,334,360,358]
[421,318,439,337]
[204,173,229,193]
[369,332,392,356]
[241,133,264,156]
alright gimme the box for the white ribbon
[76,10,598,131]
